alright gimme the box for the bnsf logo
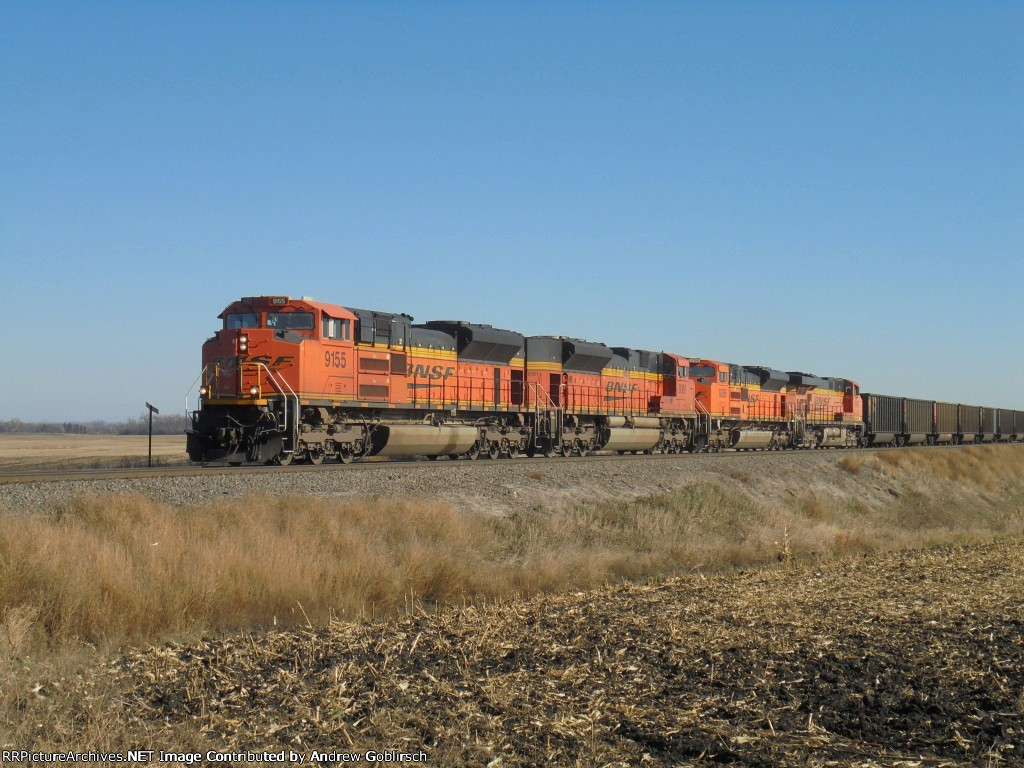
[209,354,294,371]
[606,382,639,393]
[408,363,455,380]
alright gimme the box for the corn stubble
[1,446,1022,653]
[1,445,1024,762]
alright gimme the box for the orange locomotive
[186,295,862,464]
[186,296,703,463]
[686,360,863,451]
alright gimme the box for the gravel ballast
[0,450,952,515]
[4,447,1023,524]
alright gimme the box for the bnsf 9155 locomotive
[185,296,1022,464]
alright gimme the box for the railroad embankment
[5,516,1024,765]
[2,445,1023,763]
[1,445,1022,655]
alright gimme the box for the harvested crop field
[3,446,1024,766]
[0,434,187,470]
[9,539,1024,766]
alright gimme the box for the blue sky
[2,1,1021,421]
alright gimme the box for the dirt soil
[35,538,1023,767]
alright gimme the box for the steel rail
[0,442,1000,486]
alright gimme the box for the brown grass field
[0,434,188,470]
[1,444,1023,764]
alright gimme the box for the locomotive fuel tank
[369,425,479,457]
[730,431,774,449]
[602,428,661,452]
[817,427,850,447]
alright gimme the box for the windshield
[226,312,260,329]
[267,312,314,330]
[689,365,716,378]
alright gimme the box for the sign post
[146,402,159,467]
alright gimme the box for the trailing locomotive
[185,296,1022,464]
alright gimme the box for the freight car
[185,296,1018,464]
[859,395,1010,446]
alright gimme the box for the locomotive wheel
[578,445,589,457]
[487,442,501,460]
[275,452,293,466]
[560,444,573,458]
[338,449,354,464]
[466,443,481,460]
[308,449,325,465]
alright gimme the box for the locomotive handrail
[251,362,300,455]
[526,381,559,410]
[694,398,712,438]
[184,366,209,421]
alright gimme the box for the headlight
[238,334,249,352]
[198,386,208,397]
[249,385,259,396]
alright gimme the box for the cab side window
[322,314,351,341]
[226,312,260,329]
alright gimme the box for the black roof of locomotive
[420,321,524,364]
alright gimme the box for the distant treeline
[0,413,189,435]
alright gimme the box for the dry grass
[837,443,1024,487]
[0,434,188,470]
[1,446,1023,661]
[9,537,1024,764]
[2,446,1024,759]
[837,454,862,475]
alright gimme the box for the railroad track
[0,442,995,485]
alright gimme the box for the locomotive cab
[188,296,359,462]
[200,296,353,404]
[686,358,730,417]
[842,380,862,420]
